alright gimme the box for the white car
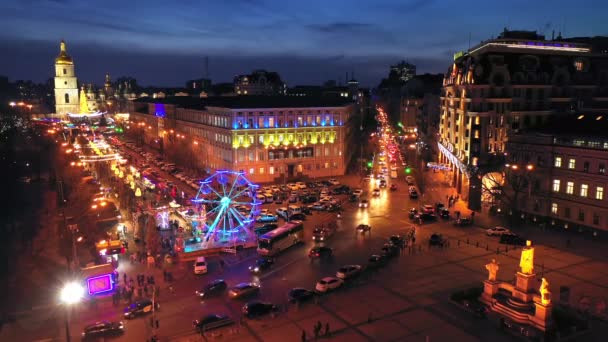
[328,179,340,186]
[358,199,369,208]
[193,257,208,275]
[336,265,362,279]
[315,277,343,293]
[353,189,363,196]
[486,226,511,236]
[372,189,381,197]
[276,207,289,219]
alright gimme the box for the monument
[480,240,553,332]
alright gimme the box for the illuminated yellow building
[128,96,354,183]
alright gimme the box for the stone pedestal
[513,272,536,302]
[531,301,553,330]
[481,280,499,303]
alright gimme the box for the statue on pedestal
[485,258,500,281]
[519,240,535,275]
[540,278,551,305]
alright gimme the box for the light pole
[60,281,85,342]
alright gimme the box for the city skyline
[1,0,606,87]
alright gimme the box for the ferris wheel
[192,170,261,247]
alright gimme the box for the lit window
[568,159,575,169]
[554,157,562,167]
[566,182,574,194]
[580,184,588,197]
[474,130,480,139]
[259,167,264,174]
[249,168,254,175]
[475,116,480,125]
[552,180,560,192]
[597,187,604,200]
[269,166,274,175]
[472,157,478,166]
[574,60,584,71]
[551,203,558,214]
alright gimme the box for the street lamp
[60,281,85,342]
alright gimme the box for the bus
[257,221,304,256]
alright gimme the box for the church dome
[55,40,73,65]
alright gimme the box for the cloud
[307,22,374,33]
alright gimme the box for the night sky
[1,0,606,87]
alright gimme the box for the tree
[481,164,535,224]
[145,214,160,256]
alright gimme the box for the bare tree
[145,214,160,256]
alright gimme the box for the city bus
[257,221,304,256]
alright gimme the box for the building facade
[507,117,608,234]
[234,70,286,96]
[128,97,354,183]
[54,40,79,114]
[438,29,608,210]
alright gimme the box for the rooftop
[135,95,353,110]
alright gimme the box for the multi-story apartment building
[507,115,608,233]
[128,96,354,183]
[234,70,286,96]
[438,29,608,210]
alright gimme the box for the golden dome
[55,40,73,65]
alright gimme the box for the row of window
[235,146,340,162]
[554,157,607,174]
[552,179,604,199]
[247,162,339,175]
[550,203,602,225]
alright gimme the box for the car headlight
[320,237,324,241]
[254,267,259,272]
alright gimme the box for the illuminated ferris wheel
[192,170,260,246]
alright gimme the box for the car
[288,195,298,203]
[249,258,274,274]
[81,321,124,340]
[195,279,228,299]
[356,224,371,233]
[429,233,446,246]
[352,189,363,196]
[405,176,415,185]
[288,288,316,304]
[363,175,371,182]
[390,184,397,191]
[124,299,159,319]
[328,179,340,185]
[336,265,362,279]
[256,214,278,223]
[417,213,437,223]
[379,180,387,188]
[381,244,400,258]
[296,182,307,189]
[408,208,418,219]
[358,199,369,208]
[421,204,434,213]
[388,235,406,248]
[315,277,343,292]
[486,226,511,236]
[368,254,387,269]
[242,301,278,319]
[193,314,234,332]
[499,233,527,246]
[309,246,333,259]
[290,213,306,221]
[309,202,326,210]
[409,189,418,199]
[372,189,381,197]
[193,256,208,275]
[453,217,472,226]
[228,283,260,299]
[439,208,450,219]
[275,207,289,219]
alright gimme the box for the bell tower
[54,40,79,114]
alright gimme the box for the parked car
[242,301,278,319]
[193,256,208,275]
[255,223,278,235]
[124,299,159,319]
[249,258,274,274]
[408,208,418,219]
[195,279,228,299]
[417,213,437,223]
[228,283,260,299]
[405,176,415,185]
[308,246,333,259]
[453,217,472,226]
[352,189,363,196]
[328,179,340,185]
[81,321,124,340]
[315,277,343,292]
[499,233,527,246]
[368,254,387,269]
[372,189,381,197]
[439,208,450,219]
[275,207,289,219]
[409,189,418,199]
[288,288,316,304]
[421,204,434,213]
[486,226,511,236]
[290,213,306,221]
[336,265,362,279]
[388,235,406,248]
[256,214,278,223]
[193,314,234,332]
[381,244,400,258]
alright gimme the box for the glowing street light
[60,281,84,342]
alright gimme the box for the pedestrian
[314,324,320,340]
[144,285,149,297]
[129,278,134,288]
[155,319,159,329]
[123,273,127,285]
[301,329,307,342]
[324,322,330,337]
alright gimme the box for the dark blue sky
[1,0,606,87]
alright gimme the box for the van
[288,205,302,216]
[194,257,208,274]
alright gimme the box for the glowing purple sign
[86,273,115,295]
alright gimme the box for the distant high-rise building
[54,40,79,114]
[234,70,286,95]
[390,61,416,83]
[438,29,608,210]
